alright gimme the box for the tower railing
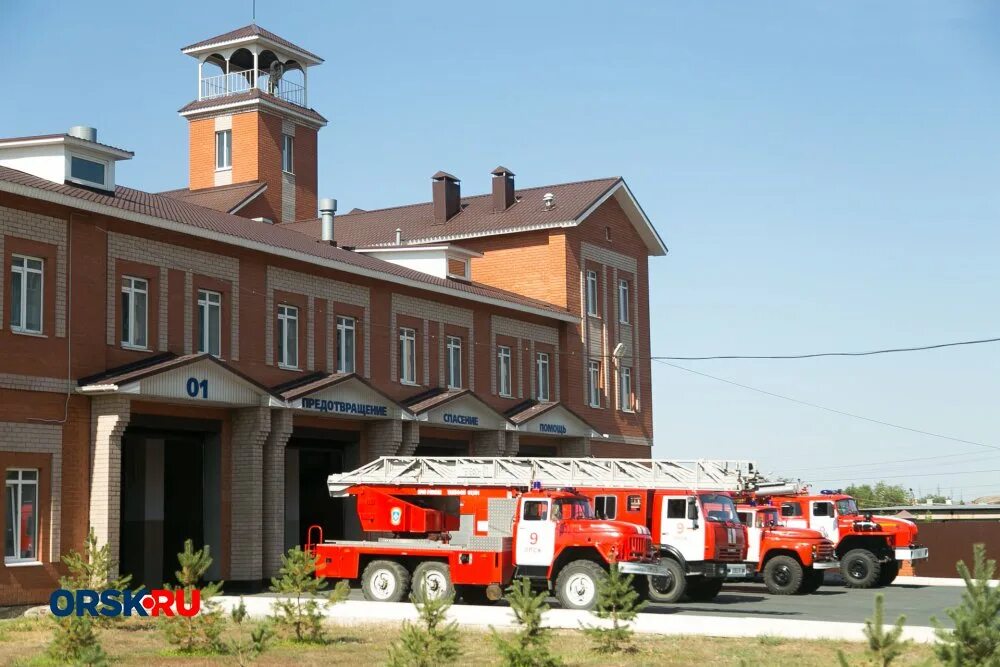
[199,70,306,107]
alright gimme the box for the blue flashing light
[531,480,542,491]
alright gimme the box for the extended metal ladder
[328,456,768,496]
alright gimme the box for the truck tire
[840,549,882,589]
[412,561,455,601]
[798,569,824,595]
[555,560,607,611]
[645,558,686,603]
[763,555,804,595]
[685,578,724,602]
[361,560,410,602]
[877,560,900,587]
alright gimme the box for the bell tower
[178,25,326,223]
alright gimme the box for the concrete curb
[892,576,998,588]
[215,596,941,644]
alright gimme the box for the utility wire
[810,468,1000,484]
[782,450,1000,474]
[658,335,1000,361]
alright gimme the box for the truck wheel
[646,558,686,603]
[840,549,882,589]
[458,586,498,606]
[763,555,804,595]
[798,569,824,594]
[555,560,607,610]
[361,560,410,602]
[877,560,900,586]
[412,561,455,601]
[685,578,724,602]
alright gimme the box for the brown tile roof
[77,352,275,396]
[505,400,598,433]
[0,165,574,321]
[283,177,621,248]
[159,181,266,214]
[178,89,327,125]
[403,388,469,413]
[182,24,323,63]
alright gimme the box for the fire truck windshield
[551,498,595,520]
[836,498,859,516]
[758,509,779,527]
[701,494,739,523]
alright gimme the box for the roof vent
[319,197,337,245]
[68,126,98,143]
[491,165,515,212]
[432,171,461,223]
[542,192,555,211]
[395,228,403,245]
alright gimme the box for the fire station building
[0,25,666,603]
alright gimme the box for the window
[446,336,462,388]
[120,277,148,349]
[399,328,416,384]
[215,130,232,170]
[522,500,549,521]
[594,495,617,520]
[812,502,834,517]
[69,155,107,188]
[666,498,687,519]
[336,316,356,373]
[10,255,43,334]
[277,304,298,369]
[535,352,550,402]
[587,360,601,407]
[497,346,512,397]
[197,290,222,357]
[281,134,294,174]
[619,366,633,412]
[618,279,630,323]
[627,495,642,512]
[5,469,38,564]
[585,270,598,316]
[780,502,803,518]
[702,494,739,523]
[737,511,751,526]
[836,499,859,516]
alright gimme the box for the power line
[781,450,1000,475]
[810,468,1000,484]
[658,335,1000,361]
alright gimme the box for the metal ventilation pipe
[395,228,402,245]
[319,197,337,245]
[68,126,97,143]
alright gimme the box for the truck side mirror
[687,498,699,527]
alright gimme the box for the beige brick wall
[262,408,293,577]
[0,374,71,393]
[0,421,63,560]
[0,205,68,337]
[230,407,271,581]
[89,395,131,576]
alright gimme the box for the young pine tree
[582,560,647,654]
[48,614,109,666]
[161,539,225,653]
[933,543,1000,666]
[269,546,349,643]
[837,594,908,667]
[227,597,275,666]
[386,584,462,667]
[492,578,563,667]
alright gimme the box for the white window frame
[497,345,512,397]
[618,279,630,324]
[536,352,550,402]
[337,316,356,374]
[447,336,462,389]
[66,153,110,189]
[10,254,44,335]
[197,289,222,357]
[588,360,601,408]
[619,366,634,412]
[586,270,598,317]
[5,468,39,565]
[399,327,417,385]
[277,304,299,369]
[120,276,148,349]
[215,130,232,170]
[281,134,294,174]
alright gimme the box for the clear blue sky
[3,1,999,499]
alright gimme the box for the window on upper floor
[399,327,417,385]
[277,304,299,369]
[337,316,356,373]
[447,336,462,389]
[587,359,601,408]
[197,289,222,357]
[282,134,294,174]
[618,279,630,324]
[619,366,634,413]
[10,254,43,335]
[536,352,550,402]
[497,345,512,397]
[585,270,598,317]
[121,276,148,349]
[215,130,232,170]
[68,155,109,189]
[5,469,38,564]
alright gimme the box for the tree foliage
[582,561,647,654]
[227,597,275,666]
[387,584,462,667]
[269,546,349,643]
[933,544,1000,666]
[837,594,908,666]
[844,483,911,509]
[492,578,563,667]
[160,539,225,653]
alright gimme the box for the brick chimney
[491,166,515,212]
[432,171,461,222]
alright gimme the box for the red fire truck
[308,457,673,610]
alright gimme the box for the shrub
[582,560,647,654]
[837,593,908,666]
[160,539,225,653]
[269,546,349,643]
[492,578,562,667]
[933,543,1000,666]
[387,583,461,667]
[228,597,275,666]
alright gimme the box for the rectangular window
[282,134,294,174]
[399,328,416,384]
[336,316,356,373]
[277,304,298,369]
[10,255,43,334]
[497,346,512,397]
[215,130,232,170]
[69,155,107,187]
[522,500,549,521]
[197,289,222,357]
[535,352,550,402]
[447,336,462,389]
[666,498,687,519]
[619,366,634,412]
[120,276,148,349]
[587,360,601,407]
[585,270,598,316]
[594,495,618,520]
[618,279,630,323]
[5,469,38,564]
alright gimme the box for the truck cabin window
[523,500,548,521]
[813,502,834,517]
[737,512,751,525]
[835,498,859,516]
[781,502,803,517]
[552,498,594,521]
[701,494,738,523]
[758,509,779,527]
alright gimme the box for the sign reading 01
[186,377,208,399]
